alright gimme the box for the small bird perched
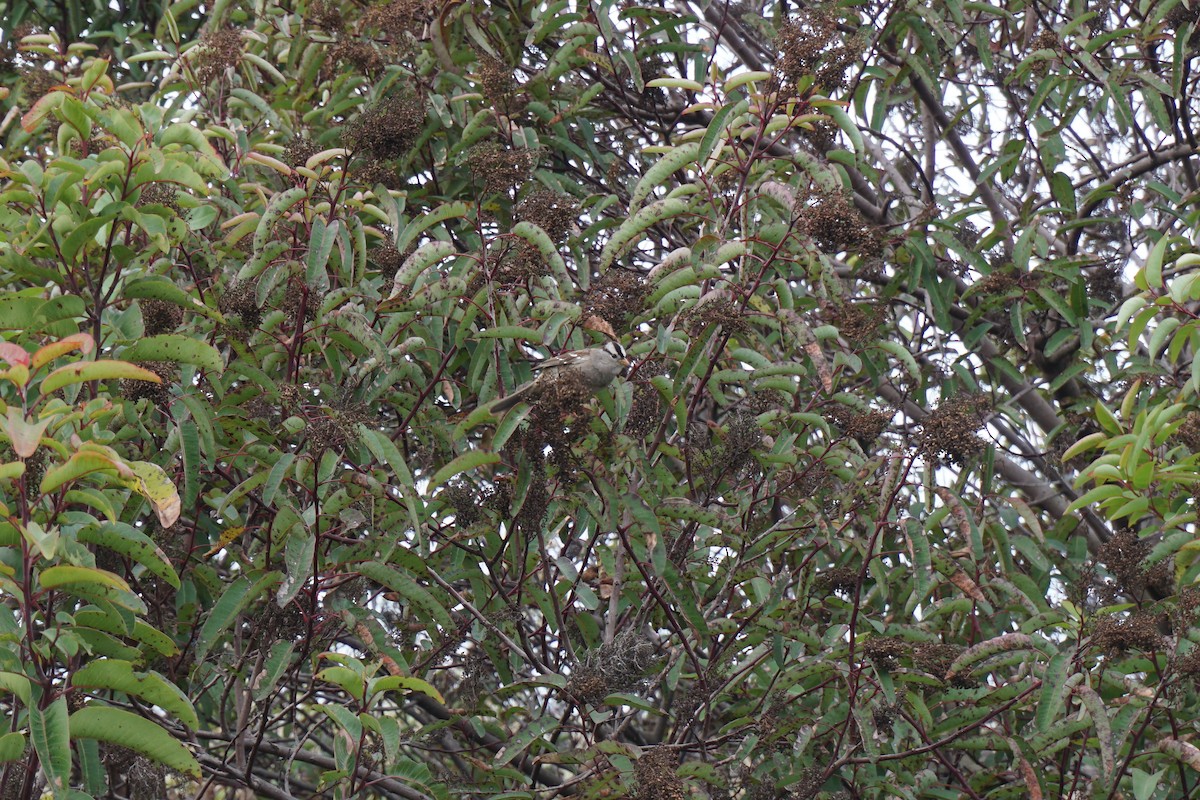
[490,340,628,412]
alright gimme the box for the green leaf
[630,141,700,211]
[252,186,308,253]
[69,706,200,778]
[179,420,200,509]
[30,696,71,797]
[0,732,25,763]
[77,523,180,589]
[357,561,453,630]
[195,572,281,660]
[41,360,163,394]
[368,675,445,704]
[71,660,198,729]
[698,97,748,165]
[122,334,223,372]
[40,565,147,614]
[598,198,689,270]
[40,450,123,495]
[429,450,500,489]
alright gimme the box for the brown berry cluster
[912,642,963,678]
[1091,612,1164,656]
[917,393,989,466]
[683,297,748,336]
[136,183,181,215]
[582,270,648,329]
[120,361,176,409]
[343,93,426,161]
[364,0,436,39]
[1086,261,1122,306]
[192,28,243,85]
[633,747,684,800]
[516,187,578,242]
[219,279,261,331]
[370,242,407,281]
[973,266,1037,298]
[704,411,762,481]
[1097,529,1173,599]
[328,39,387,77]
[799,193,880,254]
[815,565,859,595]
[1176,412,1200,455]
[18,64,58,101]
[283,135,321,169]
[305,0,346,32]
[827,406,891,447]
[101,746,165,800]
[140,299,183,335]
[625,380,664,439]
[493,240,550,284]
[513,452,550,536]
[255,598,309,643]
[823,300,884,346]
[774,12,861,94]
[307,402,370,453]
[801,116,839,153]
[465,141,536,195]
[282,276,320,328]
[476,52,520,108]
[861,635,906,670]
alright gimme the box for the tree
[0,0,1198,797]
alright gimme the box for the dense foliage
[5,0,1200,797]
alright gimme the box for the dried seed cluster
[699,411,762,481]
[305,0,345,32]
[329,39,386,77]
[801,116,839,153]
[466,141,536,195]
[862,636,906,670]
[1097,529,1173,598]
[626,380,664,438]
[974,266,1036,298]
[370,242,407,280]
[140,299,183,335]
[343,93,426,161]
[828,406,891,446]
[634,747,684,800]
[800,193,879,254]
[307,402,370,453]
[917,393,989,466]
[282,276,320,327]
[193,28,243,85]
[774,12,860,93]
[1091,612,1164,656]
[494,240,550,284]
[815,565,859,595]
[684,297,748,336]
[364,0,436,38]
[120,361,176,408]
[583,270,648,328]
[823,300,884,345]
[137,182,181,215]
[219,279,261,330]
[476,51,524,112]
[1086,262,1122,305]
[912,642,964,677]
[516,187,578,242]
[283,135,321,168]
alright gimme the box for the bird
[489,340,629,413]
